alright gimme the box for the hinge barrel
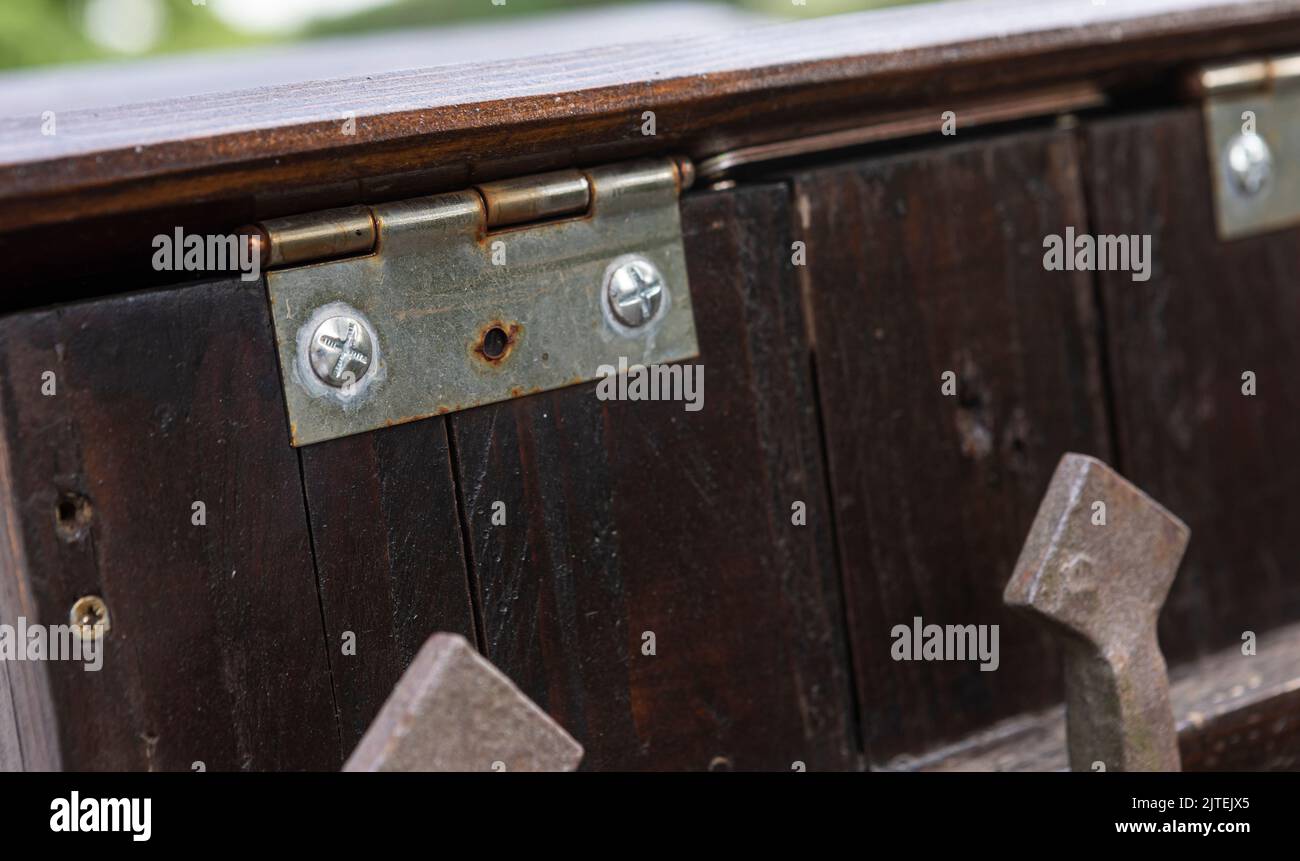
[479,170,590,229]
[259,205,376,268]
[1194,52,1300,96]
[255,160,695,270]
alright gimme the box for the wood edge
[5,1,1300,232]
[0,347,62,771]
[882,620,1300,771]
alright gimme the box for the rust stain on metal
[381,412,444,428]
[505,384,546,399]
[470,320,522,366]
[1004,453,1190,772]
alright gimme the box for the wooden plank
[0,4,770,116]
[446,183,859,771]
[1082,108,1300,662]
[3,0,1300,236]
[792,127,1113,764]
[0,277,339,770]
[0,398,60,771]
[299,420,478,755]
[889,620,1300,771]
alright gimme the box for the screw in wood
[69,595,110,640]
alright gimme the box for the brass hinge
[257,157,698,446]
[1193,53,1300,239]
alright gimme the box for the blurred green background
[0,0,917,72]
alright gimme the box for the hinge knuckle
[259,205,376,268]
[479,170,590,229]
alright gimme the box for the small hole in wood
[54,492,92,542]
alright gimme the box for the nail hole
[481,327,509,360]
[54,492,92,542]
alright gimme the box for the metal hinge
[255,157,698,446]
[695,82,1106,183]
[1193,53,1300,239]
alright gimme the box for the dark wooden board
[4,0,1300,237]
[895,619,1300,771]
[1083,108,1300,662]
[299,419,478,754]
[792,127,1113,763]
[1172,622,1300,771]
[0,277,339,770]
[446,183,859,771]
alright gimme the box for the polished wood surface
[4,0,1300,236]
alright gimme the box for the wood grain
[0,276,339,770]
[4,0,1300,238]
[446,183,859,771]
[0,3,769,117]
[792,127,1113,764]
[0,441,60,770]
[298,419,479,755]
[891,620,1300,771]
[1083,108,1300,664]
[0,388,61,770]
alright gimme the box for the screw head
[1226,132,1273,198]
[69,595,109,640]
[604,256,666,329]
[308,316,373,387]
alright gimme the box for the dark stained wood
[1082,108,1300,664]
[0,277,339,770]
[1,198,265,314]
[4,0,1300,238]
[446,183,859,771]
[793,127,1113,764]
[299,420,478,755]
[893,620,1300,771]
[1173,622,1300,771]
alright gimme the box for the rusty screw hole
[54,492,92,543]
[481,326,509,360]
